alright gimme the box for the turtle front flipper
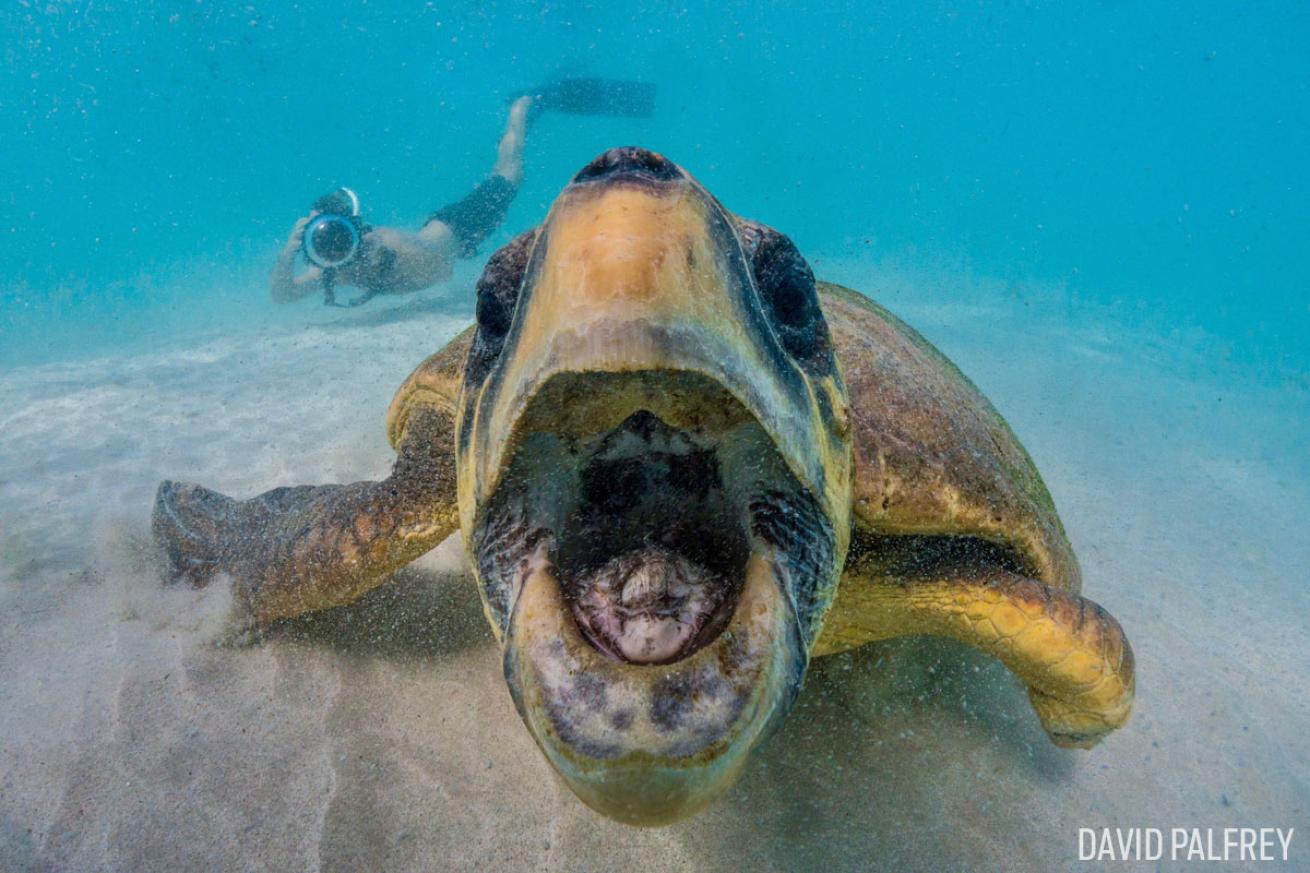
[152,404,459,627]
[819,538,1134,748]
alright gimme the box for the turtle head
[457,147,852,824]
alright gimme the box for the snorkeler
[270,96,533,307]
[271,78,656,308]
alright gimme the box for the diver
[271,78,657,308]
[271,96,533,307]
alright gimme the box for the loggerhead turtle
[153,147,1134,826]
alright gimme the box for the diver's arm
[270,215,323,303]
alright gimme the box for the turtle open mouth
[472,370,819,669]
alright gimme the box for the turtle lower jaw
[503,542,805,825]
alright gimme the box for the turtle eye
[475,230,534,340]
[468,229,536,380]
[475,280,513,339]
[740,220,828,364]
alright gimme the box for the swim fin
[514,77,657,120]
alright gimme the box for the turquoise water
[2,3,1308,871]
[4,2,1307,373]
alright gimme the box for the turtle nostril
[572,147,682,184]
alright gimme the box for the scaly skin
[153,405,460,627]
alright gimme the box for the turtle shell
[819,281,1079,592]
[386,325,475,450]
[386,285,1078,651]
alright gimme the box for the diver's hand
[283,213,316,255]
[270,213,322,303]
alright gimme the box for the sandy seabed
[1,283,1306,872]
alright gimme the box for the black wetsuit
[426,173,520,258]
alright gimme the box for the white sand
[1,281,1307,871]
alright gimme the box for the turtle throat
[568,545,728,664]
[473,380,830,666]
[555,409,747,664]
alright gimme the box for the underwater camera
[303,187,363,270]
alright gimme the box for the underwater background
[2,2,1308,871]
[4,1,1307,373]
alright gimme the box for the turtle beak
[466,147,845,518]
[460,148,849,825]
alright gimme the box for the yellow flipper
[817,545,1135,748]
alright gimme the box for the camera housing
[303,187,363,269]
